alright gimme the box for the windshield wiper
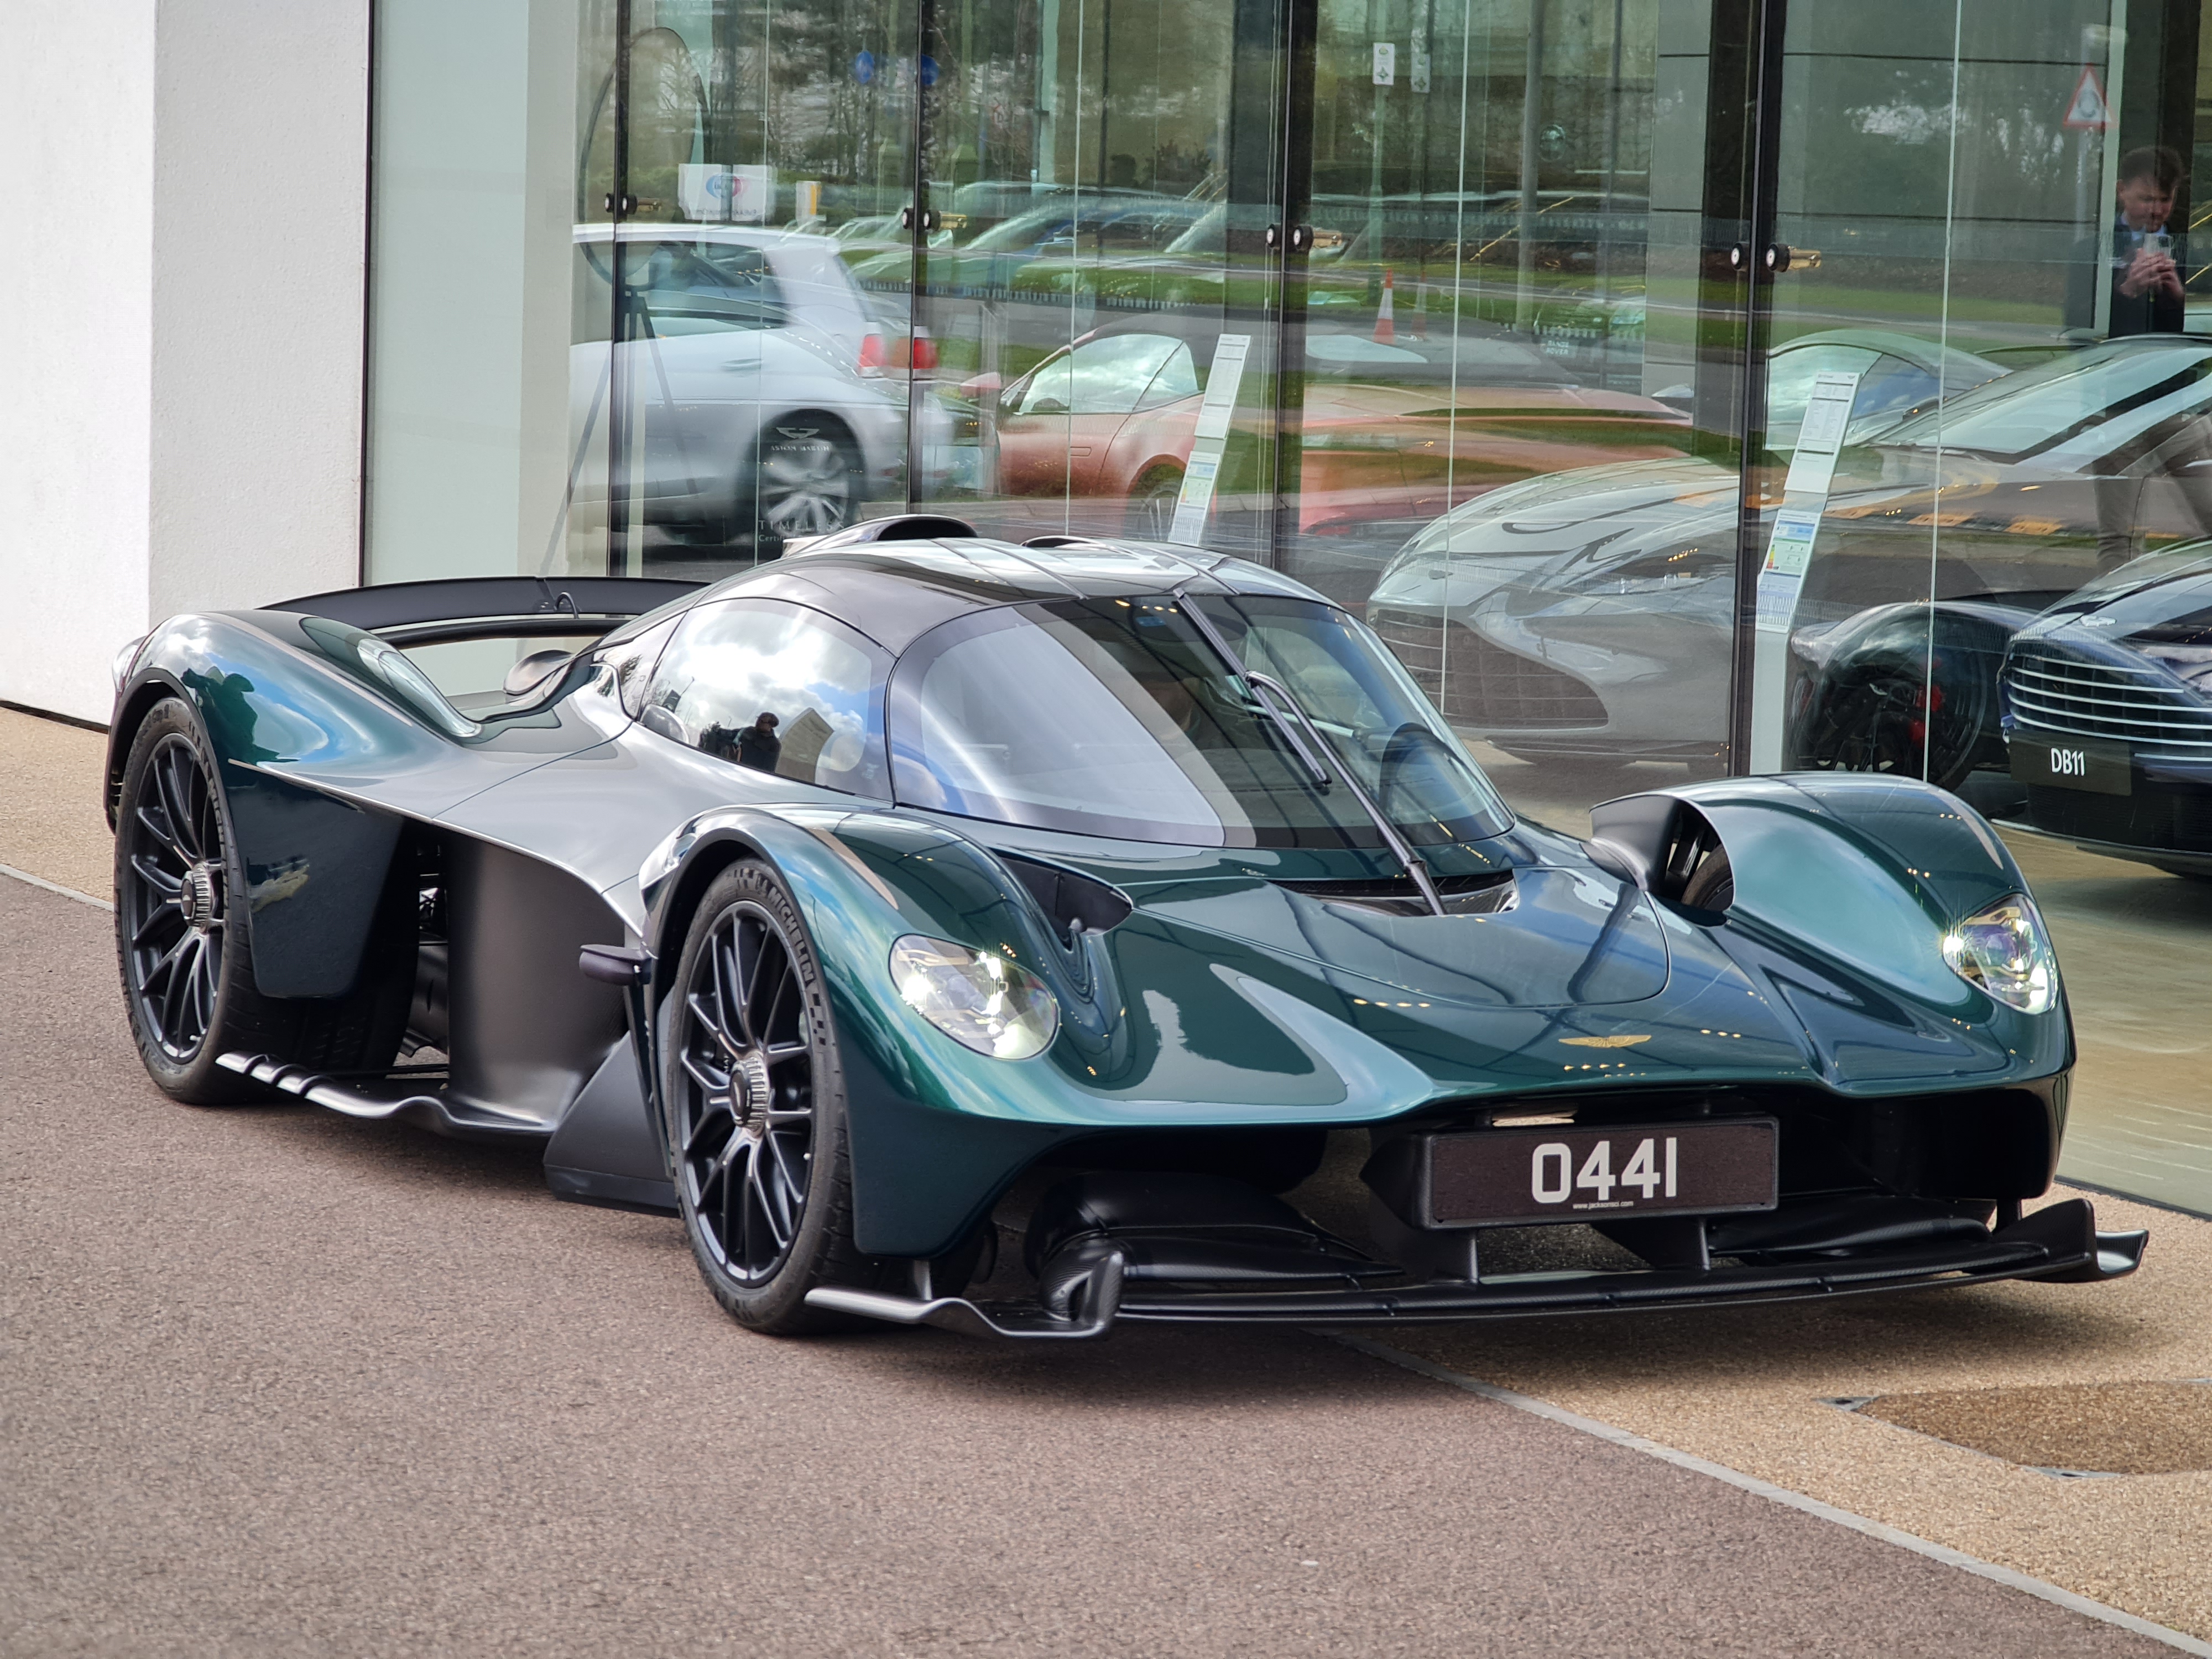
[1172,594,1446,917]
[1243,671,1447,917]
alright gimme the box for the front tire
[664,861,879,1332]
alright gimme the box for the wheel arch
[638,808,1088,1258]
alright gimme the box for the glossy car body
[105,526,2140,1338]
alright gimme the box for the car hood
[1370,456,1742,609]
[1123,860,1670,1010]
[2015,545,2212,687]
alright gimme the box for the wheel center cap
[733,1049,773,1126]
[178,863,218,931]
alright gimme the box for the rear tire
[114,698,412,1103]
[662,860,882,1333]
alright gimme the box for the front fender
[1597,774,2071,1086]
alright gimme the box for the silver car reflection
[1369,328,2020,766]
[570,223,952,549]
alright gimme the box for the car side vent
[998,852,1135,942]
[1586,793,1732,914]
[1274,870,1516,918]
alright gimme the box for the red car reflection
[971,321,1691,539]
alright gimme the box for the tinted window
[642,599,890,796]
[888,594,1510,847]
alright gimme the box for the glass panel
[1762,2,2212,1212]
[1325,0,1736,832]
[906,0,1279,556]
[641,597,893,792]
[593,0,919,581]
[364,0,618,588]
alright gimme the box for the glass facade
[367,0,2212,1207]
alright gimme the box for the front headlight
[890,935,1060,1060]
[1941,896,2057,1014]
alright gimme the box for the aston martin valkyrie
[106,522,2141,1338]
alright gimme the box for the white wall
[0,0,370,726]
[149,0,371,624]
[0,0,157,724]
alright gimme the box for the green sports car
[104,520,2143,1338]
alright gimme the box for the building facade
[6,1,2212,1197]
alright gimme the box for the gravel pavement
[0,874,2181,1658]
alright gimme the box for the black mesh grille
[1371,609,1608,730]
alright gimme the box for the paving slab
[0,874,2183,1658]
[0,706,109,903]
[1379,1185,2212,1645]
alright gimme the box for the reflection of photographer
[2069,146,2188,337]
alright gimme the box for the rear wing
[267,576,705,646]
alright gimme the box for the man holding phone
[2069,145,2188,337]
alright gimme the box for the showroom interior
[350,0,2212,1214]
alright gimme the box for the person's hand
[2121,247,2183,301]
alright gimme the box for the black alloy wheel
[665,861,877,1331]
[754,421,860,546]
[121,729,229,1067]
[1796,661,1986,792]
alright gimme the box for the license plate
[1425,1119,1777,1227]
[2009,733,2130,796]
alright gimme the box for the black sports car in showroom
[2000,544,2212,876]
[104,520,2141,1340]
[1366,333,2212,781]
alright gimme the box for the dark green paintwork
[117,597,2074,1261]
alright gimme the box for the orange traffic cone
[1374,268,1396,345]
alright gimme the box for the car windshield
[1881,339,2212,463]
[888,593,1513,848]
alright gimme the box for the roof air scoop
[1587,793,1734,914]
[787,513,978,554]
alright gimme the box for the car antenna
[1171,588,1447,917]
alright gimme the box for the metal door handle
[1288,224,1314,253]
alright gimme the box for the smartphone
[2151,230,2174,255]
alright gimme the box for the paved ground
[0,874,2184,1658]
